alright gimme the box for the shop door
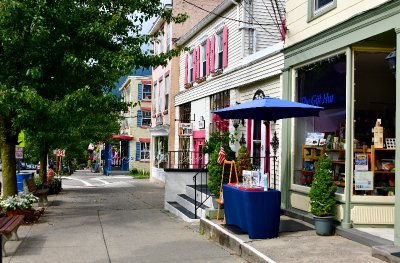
[193,138,205,169]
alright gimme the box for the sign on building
[178,123,193,136]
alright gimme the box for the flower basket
[184,82,193,89]
[195,76,206,84]
[211,68,223,77]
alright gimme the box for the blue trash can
[16,172,33,193]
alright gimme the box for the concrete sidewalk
[2,177,244,263]
[2,174,399,263]
[201,209,400,263]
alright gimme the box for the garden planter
[314,216,335,236]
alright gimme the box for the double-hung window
[142,110,151,126]
[188,52,193,82]
[201,42,206,77]
[165,75,170,111]
[158,79,163,113]
[153,83,157,114]
[143,84,151,100]
[216,31,223,70]
[309,0,336,21]
[140,142,150,160]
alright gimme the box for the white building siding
[285,0,391,47]
[177,52,283,106]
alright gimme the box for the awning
[112,135,134,140]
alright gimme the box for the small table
[222,184,281,239]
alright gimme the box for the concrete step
[166,201,199,223]
[186,185,216,208]
[177,194,209,218]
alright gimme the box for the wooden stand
[216,160,238,222]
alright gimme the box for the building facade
[282,0,400,243]
[119,76,152,173]
[149,1,223,182]
[175,0,285,185]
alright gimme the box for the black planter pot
[313,215,335,236]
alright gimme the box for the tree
[0,0,187,196]
[204,131,233,196]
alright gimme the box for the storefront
[282,1,400,228]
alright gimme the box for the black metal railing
[166,151,205,169]
[193,163,209,219]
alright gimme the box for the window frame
[188,51,194,82]
[164,75,170,111]
[142,84,151,100]
[201,42,207,77]
[308,0,336,22]
[140,142,150,160]
[141,110,151,126]
[215,31,223,70]
[152,83,157,114]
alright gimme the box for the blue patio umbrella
[213,96,323,121]
[213,95,323,189]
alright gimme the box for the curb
[200,218,277,263]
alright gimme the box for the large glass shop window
[293,54,346,193]
[353,51,395,196]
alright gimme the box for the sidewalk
[200,210,400,263]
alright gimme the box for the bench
[0,215,24,256]
[24,178,49,207]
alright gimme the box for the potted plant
[308,154,337,235]
[0,193,39,217]
[236,145,252,182]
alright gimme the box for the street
[3,170,246,263]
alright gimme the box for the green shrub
[309,155,337,217]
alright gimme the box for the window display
[294,51,396,197]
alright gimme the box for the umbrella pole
[271,131,279,190]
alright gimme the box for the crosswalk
[61,171,136,188]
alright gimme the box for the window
[216,31,223,70]
[158,79,163,113]
[136,142,150,161]
[188,52,193,82]
[166,23,171,52]
[210,90,230,133]
[159,30,164,53]
[142,110,151,126]
[201,43,206,77]
[143,84,151,100]
[309,0,336,21]
[294,54,346,190]
[165,75,170,111]
[153,83,157,114]
[210,90,230,111]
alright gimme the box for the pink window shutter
[192,50,197,81]
[206,39,210,76]
[184,54,188,84]
[223,25,229,68]
[210,35,215,72]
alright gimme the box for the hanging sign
[178,123,193,136]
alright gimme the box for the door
[193,138,205,169]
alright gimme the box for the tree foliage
[0,0,187,196]
[205,132,234,197]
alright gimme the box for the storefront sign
[178,123,193,136]
[300,92,334,107]
[354,171,373,190]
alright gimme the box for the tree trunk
[39,150,48,183]
[0,116,18,197]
